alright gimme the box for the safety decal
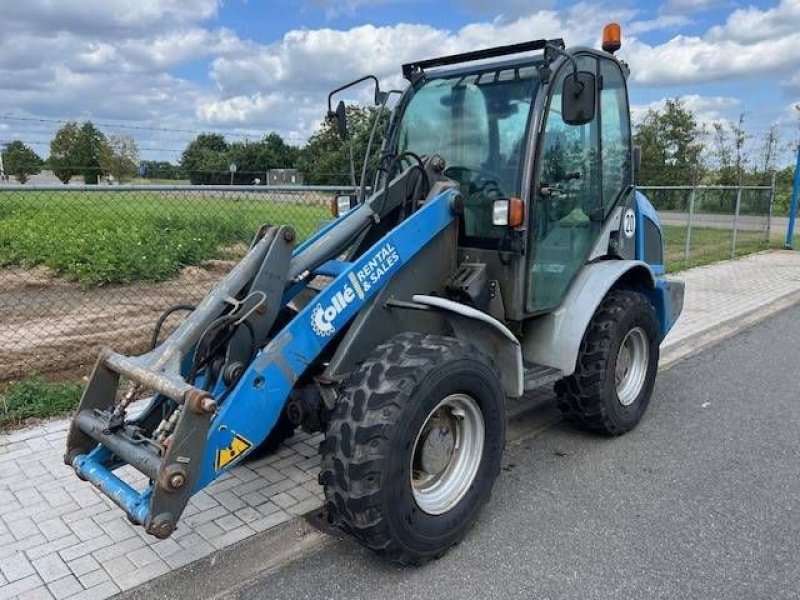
[215,433,253,471]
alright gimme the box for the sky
[0,0,799,165]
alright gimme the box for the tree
[225,134,300,184]
[712,122,733,185]
[100,133,139,182]
[180,133,229,185]
[633,98,705,188]
[298,105,389,186]
[49,121,80,184]
[2,140,42,184]
[262,132,299,169]
[731,112,749,187]
[755,124,780,185]
[180,132,299,184]
[73,122,109,184]
[140,160,184,180]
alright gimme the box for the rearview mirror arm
[544,43,581,93]
[327,75,383,115]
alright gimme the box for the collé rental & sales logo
[311,241,401,337]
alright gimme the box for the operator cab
[389,28,633,321]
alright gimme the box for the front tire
[320,332,505,565]
[555,289,659,435]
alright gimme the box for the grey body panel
[412,294,524,398]
[664,278,685,332]
[324,224,457,381]
[522,259,655,375]
[586,188,637,263]
[458,247,526,325]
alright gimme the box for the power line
[0,114,313,143]
[0,139,184,153]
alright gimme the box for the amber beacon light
[602,23,622,54]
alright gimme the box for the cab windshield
[396,63,540,245]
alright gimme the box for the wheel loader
[65,24,684,565]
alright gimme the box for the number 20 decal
[623,209,636,239]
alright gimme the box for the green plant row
[0,192,329,286]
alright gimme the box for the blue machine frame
[73,188,460,524]
[71,188,682,528]
[635,190,682,340]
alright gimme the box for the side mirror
[633,145,642,174]
[327,100,348,140]
[561,71,596,126]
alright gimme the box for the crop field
[0,190,330,286]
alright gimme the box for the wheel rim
[615,326,649,407]
[410,393,485,515]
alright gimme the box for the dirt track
[0,261,235,381]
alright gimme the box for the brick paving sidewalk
[2,250,800,599]
[0,424,323,599]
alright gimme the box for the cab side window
[528,55,601,312]
[600,60,631,213]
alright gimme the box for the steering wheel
[443,165,505,197]
[444,165,509,238]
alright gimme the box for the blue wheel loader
[65,25,683,565]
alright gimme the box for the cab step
[522,362,562,391]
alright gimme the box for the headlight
[492,199,509,226]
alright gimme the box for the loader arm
[65,170,460,539]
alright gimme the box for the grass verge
[663,225,774,273]
[0,376,82,429]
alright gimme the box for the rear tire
[319,332,505,565]
[555,289,659,435]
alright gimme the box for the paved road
[225,302,800,600]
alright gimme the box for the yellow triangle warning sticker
[215,433,253,471]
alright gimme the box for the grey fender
[522,260,655,376]
[412,294,524,398]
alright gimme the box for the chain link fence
[0,184,354,382]
[638,184,775,271]
[0,182,778,383]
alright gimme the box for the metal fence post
[684,187,696,263]
[731,186,742,259]
[767,170,776,243]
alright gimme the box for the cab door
[527,54,632,313]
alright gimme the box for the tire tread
[320,332,501,565]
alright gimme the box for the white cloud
[622,0,800,87]
[631,94,741,130]
[627,14,691,36]
[0,0,796,161]
[706,0,800,44]
[306,0,400,19]
[202,3,634,126]
[1,0,221,33]
[659,0,729,16]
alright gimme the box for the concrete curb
[659,288,800,369]
[120,288,800,599]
